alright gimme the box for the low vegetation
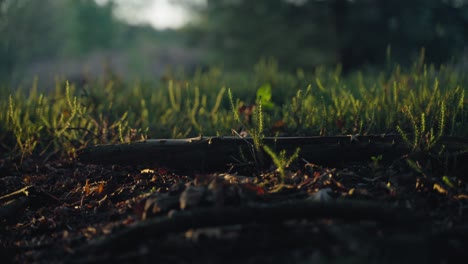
[1,56,466,161]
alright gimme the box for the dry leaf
[454,194,468,200]
[140,168,155,174]
[84,179,90,195]
[97,182,104,194]
[433,183,448,195]
[242,183,265,195]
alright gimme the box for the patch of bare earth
[1,157,467,264]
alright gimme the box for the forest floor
[1,155,467,264]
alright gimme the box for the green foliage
[256,83,275,110]
[370,155,383,172]
[0,58,467,165]
[0,80,145,160]
[396,101,446,152]
[228,87,264,169]
[263,145,301,190]
[442,175,456,189]
[230,84,300,187]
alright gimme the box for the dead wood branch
[76,135,468,171]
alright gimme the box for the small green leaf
[256,83,275,110]
[442,175,455,189]
[257,83,272,101]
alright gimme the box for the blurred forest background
[1,0,467,88]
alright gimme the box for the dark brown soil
[1,156,467,264]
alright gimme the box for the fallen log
[76,135,468,171]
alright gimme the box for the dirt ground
[1,156,467,264]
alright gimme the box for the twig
[0,185,34,204]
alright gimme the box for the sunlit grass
[0,56,466,162]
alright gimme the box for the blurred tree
[183,0,337,69]
[181,0,468,71]
[0,0,68,80]
[69,0,119,53]
[340,0,468,70]
[0,0,125,82]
